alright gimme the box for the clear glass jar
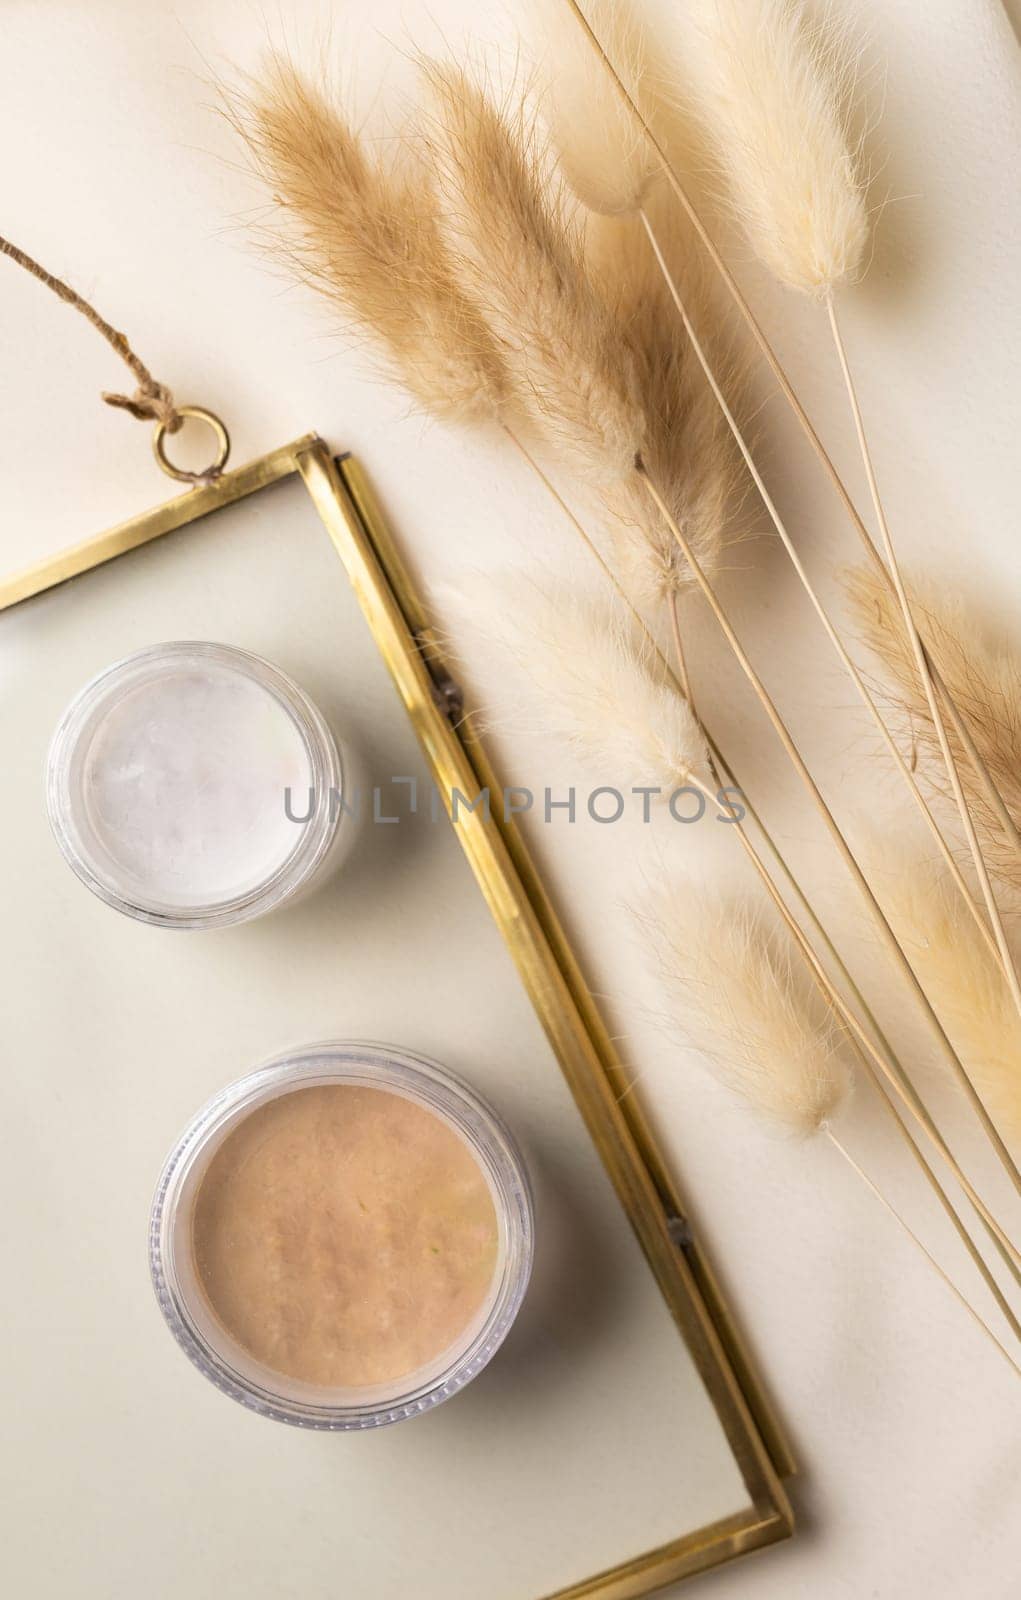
[150,1042,534,1429]
[46,641,352,928]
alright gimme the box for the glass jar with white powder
[46,642,352,928]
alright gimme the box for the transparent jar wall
[150,1044,535,1429]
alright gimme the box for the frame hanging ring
[152,406,230,484]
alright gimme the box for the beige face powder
[152,1044,534,1428]
[190,1084,500,1389]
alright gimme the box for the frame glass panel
[0,439,790,1599]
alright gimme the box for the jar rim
[46,641,344,928]
[150,1042,535,1429]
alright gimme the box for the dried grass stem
[560,0,1021,860]
[637,458,1021,1221]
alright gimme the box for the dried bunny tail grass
[527,0,655,215]
[434,571,709,793]
[420,64,736,597]
[846,564,1021,895]
[419,60,646,487]
[587,201,748,600]
[229,57,510,423]
[681,0,869,297]
[874,852,1021,1142]
[640,887,852,1137]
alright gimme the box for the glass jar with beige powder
[150,1042,534,1428]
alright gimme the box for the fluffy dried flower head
[231,57,510,423]
[587,201,745,598]
[641,887,853,1137]
[681,0,869,296]
[435,570,709,794]
[419,60,647,486]
[529,0,655,216]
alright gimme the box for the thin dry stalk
[701,710,1021,1303]
[415,60,1021,1243]
[644,870,1021,1341]
[738,817,1021,1328]
[663,0,1005,942]
[718,782,1021,1270]
[662,602,1021,1311]
[637,461,1021,1214]
[483,459,1021,1268]
[826,292,1021,1036]
[876,855,1021,1149]
[849,1039,1021,1343]
[614,640,1019,1318]
[826,1130,1021,1380]
[846,567,1021,901]
[638,211,1003,970]
[564,0,1021,1210]
[463,434,1021,1296]
[558,0,1021,859]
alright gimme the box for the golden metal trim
[545,1506,791,1600]
[0,435,794,1598]
[337,451,797,1486]
[0,437,312,611]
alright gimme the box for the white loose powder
[79,662,312,907]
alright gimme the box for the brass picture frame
[0,434,794,1598]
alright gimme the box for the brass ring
[152,406,231,484]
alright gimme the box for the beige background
[2,0,1020,1595]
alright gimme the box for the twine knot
[103,380,182,432]
[1,234,228,481]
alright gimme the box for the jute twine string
[0,233,182,432]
